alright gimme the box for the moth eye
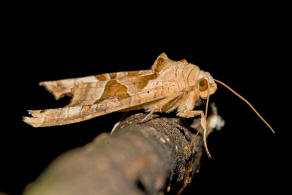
[198,78,208,91]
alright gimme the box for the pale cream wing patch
[39,75,99,100]
[68,82,108,107]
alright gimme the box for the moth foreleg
[111,112,129,134]
[177,110,211,158]
[139,109,156,123]
[140,93,183,123]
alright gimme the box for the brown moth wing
[24,69,175,127]
[36,52,172,101]
[23,52,186,127]
[23,74,181,127]
[23,85,168,127]
[39,70,153,100]
[67,52,176,107]
[67,71,163,107]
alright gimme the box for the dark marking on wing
[95,80,130,104]
[95,74,107,81]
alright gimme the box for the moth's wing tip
[39,81,64,100]
[23,116,40,127]
[23,110,45,127]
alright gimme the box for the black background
[2,5,289,195]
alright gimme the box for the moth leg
[111,112,129,134]
[177,110,211,158]
[140,93,183,123]
[139,109,155,123]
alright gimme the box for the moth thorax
[187,66,200,87]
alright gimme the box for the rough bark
[23,112,220,195]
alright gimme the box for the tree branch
[23,106,224,195]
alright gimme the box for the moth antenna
[214,79,275,134]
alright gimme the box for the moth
[23,53,275,157]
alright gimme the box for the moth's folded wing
[39,75,99,100]
[25,70,165,127]
[23,105,108,127]
[23,90,165,127]
[39,70,152,100]
[68,70,158,107]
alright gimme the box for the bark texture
[23,113,210,195]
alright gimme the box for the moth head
[198,71,217,99]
